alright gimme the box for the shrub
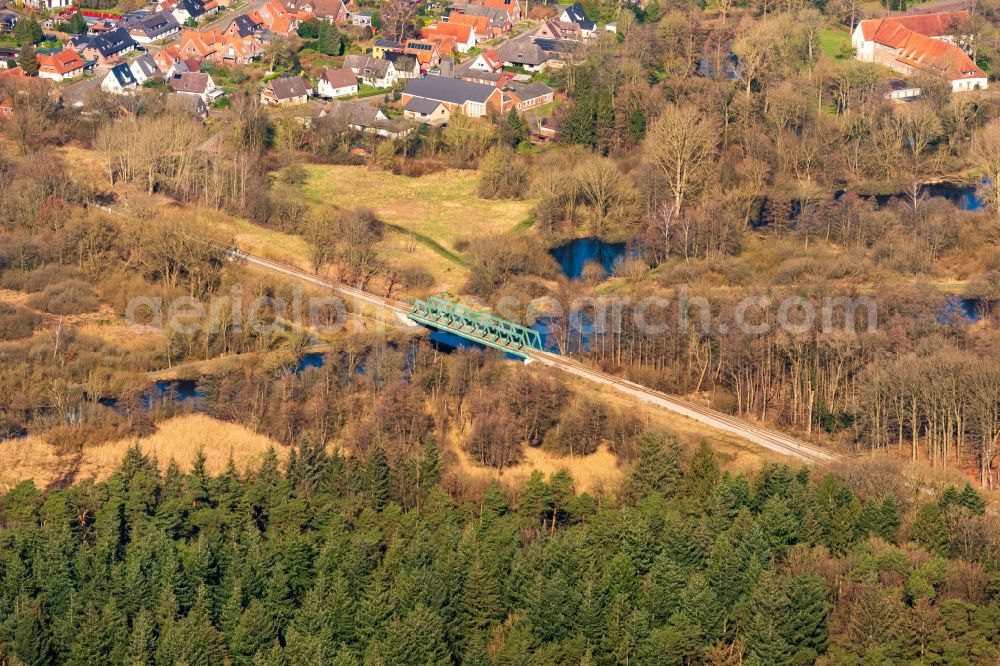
[477,146,529,199]
[26,280,100,315]
[0,302,41,340]
[0,264,85,293]
[402,265,435,289]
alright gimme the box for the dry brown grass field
[76,414,287,481]
[0,415,288,492]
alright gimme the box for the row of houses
[401,75,553,124]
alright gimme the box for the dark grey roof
[383,51,417,70]
[69,34,93,49]
[323,99,382,124]
[403,76,496,105]
[91,28,137,58]
[450,3,508,27]
[404,96,443,115]
[178,0,208,18]
[109,62,138,88]
[132,53,158,77]
[343,54,391,78]
[374,39,403,49]
[267,75,309,100]
[497,40,550,66]
[532,38,580,54]
[227,13,260,37]
[506,80,552,101]
[562,3,594,30]
[121,10,179,39]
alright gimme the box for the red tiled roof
[37,50,85,75]
[895,28,984,80]
[859,11,968,41]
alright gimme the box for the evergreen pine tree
[126,608,157,666]
[461,554,503,638]
[364,448,391,511]
[13,17,41,46]
[785,574,831,663]
[625,431,683,501]
[878,495,901,541]
[957,483,986,515]
[679,573,724,642]
[741,570,793,666]
[230,599,278,666]
[911,502,950,557]
[10,597,55,666]
[642,551,685,624]
[684,440,720,504]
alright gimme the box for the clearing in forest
[299,164,537,260]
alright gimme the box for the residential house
[351,12,372,26]
[178,28,260,64]
[0,12,18,33]
[130,53,160,83]
[317,66,358,97]
[446,13,492,41]
[178,29,217,58]
[447,4,510,37]
[282,0,348,24]
[67,34,94,53]
[261,75,311,105]
[404,39,441,67]
[383,51,419,79]
[496,40,550,70]
[121,10,181,44]
[852,12,987,91]
[83,27,138,65]
[101,62,140,94]
[535,18,582,41]
[0,92,12,116]
[162,0,220,24]
[0,66,26,79]
[503,80,553,111]
[167,92,208,119]
[456,60,513,86]
[248,1,299,35]
[25,0,72,9]
[559,2,595,38]
[373,39,403,58]
[213,34,260,64]
[401,76,503,121]
[0,48,18,65]
[466,48,503,73]
[320,99,414,138]
[402,97,449,125]
[343,54,396,87]
[37,49,85,81]
[421,22,476,53]
[169,70,218,101]
[155,44,183,71]
[469,0,519,23]
[224,13,264,38]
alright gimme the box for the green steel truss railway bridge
[227,246,838,464]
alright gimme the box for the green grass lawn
[819,28,852,59]
[299,164,537,275]
[819,28,851,59]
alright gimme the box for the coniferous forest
[1,433,999,665]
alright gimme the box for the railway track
[231,246,840,465]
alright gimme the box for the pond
[938,297,987,324]
[548,237,635,280]
[922,182,984,212]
